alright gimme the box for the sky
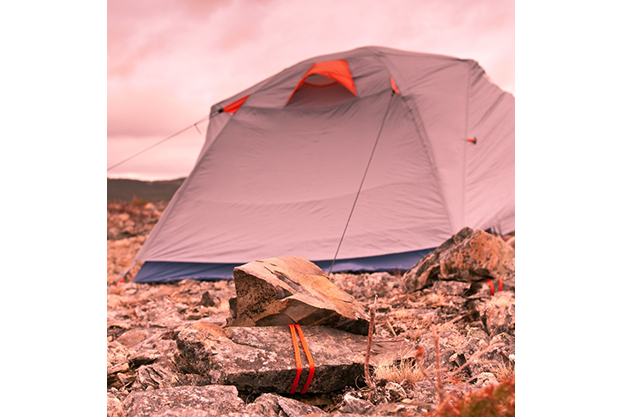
[107,0,515,180]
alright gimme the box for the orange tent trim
[287,59,356,104]
[222,95,250,114]
[390,76,400,95]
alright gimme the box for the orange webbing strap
[295,325,315,394]
[288,324,303,394]
[288,324,315,394]
[485,277,504,295]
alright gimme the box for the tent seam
[372,51,455,233]
[397,97,454,233]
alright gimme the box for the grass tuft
[374,357,426,385]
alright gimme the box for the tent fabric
[133,46,514,283]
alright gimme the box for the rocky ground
[107,201,515,416]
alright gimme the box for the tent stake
[112,260,136,286]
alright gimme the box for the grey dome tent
[132,46,514,283]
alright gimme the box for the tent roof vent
[287,59,356,105]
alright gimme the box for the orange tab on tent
[222,95,250,114]
[390,76,400,95]
[287,59,356,104]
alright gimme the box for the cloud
[107,87,209,137]
[108,0,514,179]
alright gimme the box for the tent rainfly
[132,46,514,283]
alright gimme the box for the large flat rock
[174,321,414,394]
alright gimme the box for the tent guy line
[107,116,209,172]
[328,88,395,275]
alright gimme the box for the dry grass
[374,357,426,385]
[424,292,454,308]
[492,362,515,381]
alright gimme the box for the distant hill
[108,178,186,203]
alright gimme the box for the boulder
[174,321,414,394]
[229,256,370,335]
[404,227,515,292]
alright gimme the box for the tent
[133,46,514,283]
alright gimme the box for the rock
[174,321,414,394]
[415,325,465,370]
[484,291,515,336]
[131,362,183,391]
[243,393,282,417]
[121,385,245,417]
[199,291,217,307]
[247,393,324,417]
[404,227,515,292]
[450,328,515,378]
[151,407,213,417]
[229,256,370,335]
[411,380,437,408]
[366,401,423,416]
[430,280,471,296]
[116,328,154,348]
[452,327,491,377]
[107,361,130,377]
[506,236,515,249]
[337,392,375,414]
[128,351,159,368]
[473,371,499,388]
[107,391,124,417]
[380,381,408,403]
[488,332,515,367]
[107,340,129,366]
[329,272,403,300]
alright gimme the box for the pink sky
[107,0,514,180]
